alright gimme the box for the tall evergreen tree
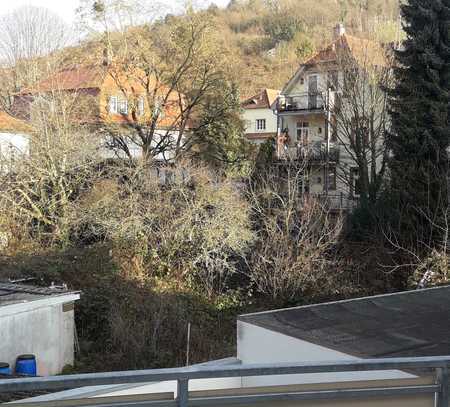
[388,0,450,247]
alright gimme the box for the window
[350,167,361,197]
[296,121,309,145]
[109,96,118,114]
[300,77,305,85]
[327,71,339,90]
[326,167,337,191]
[138,96,145,116]
[256,119,266,131]
[119,99,128,115]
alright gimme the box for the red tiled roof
[242,89,280,110]
[0,112,31,133]
[21,65,107,94]
[304,34,386,67]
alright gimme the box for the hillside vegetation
[196,0,402,95]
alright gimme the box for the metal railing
[316,192,358,211]
[297,142,340,163]
[277,92,326,112]
[277,141,339,163]
[1,356,450,407]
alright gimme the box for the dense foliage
[387,0,450,248]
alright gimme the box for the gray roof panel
[238,286,450,358]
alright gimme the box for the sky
[0,0,230,24]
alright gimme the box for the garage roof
[238,286,450,358]
[0,282,79,307]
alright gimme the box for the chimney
[333,23,346,39]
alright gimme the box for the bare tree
[323,39,393,206]
[248,159,343,303]
[0,6,72,112]
[78,1,237,162]
[0,91,101,247]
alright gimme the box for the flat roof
[238,286,450,359]
[0,282,79,307]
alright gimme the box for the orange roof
[22,65,107,94]
[0,112,31,133]
[304,33,386,68]
[242,89,280,110]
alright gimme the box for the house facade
[275,24,386,210]
[12,63,183,161]
[241,89,279,145]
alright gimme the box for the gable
[282,33,386,95]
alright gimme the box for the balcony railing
[316,192,358,211]
[277,92,326,112]
[278,141,340,163]
[1,356,450,407]
[298,141,340,163]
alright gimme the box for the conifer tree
[388,0,450,246]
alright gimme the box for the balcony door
[308,74,318,109]
[296,121,309,147]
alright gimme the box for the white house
[0,282,80,376]
[275,24,387,210]
[241,89,279,145]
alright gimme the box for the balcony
[315,192,358,211]
[277,92,326,113]
[278,141,340,163]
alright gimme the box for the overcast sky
[0,0,230,23]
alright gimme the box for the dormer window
[138,96,145,116]
[109,96,118,114]
[119,99,128,115]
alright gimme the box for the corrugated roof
[0,112,31,133]
[239,286,450,359]
[242,89,280,110]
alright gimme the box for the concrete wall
[237,321,415,387]
[0,294,79,376]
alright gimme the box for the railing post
[437,367,449,407]
[177,378,189,407]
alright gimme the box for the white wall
[237,321,415,387]
[243,108,278,144]
[0,132,29,170]
[0,295,79,376]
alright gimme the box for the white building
[241,89,279,145]
[0,282,80,376]
[275,25,387,210]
